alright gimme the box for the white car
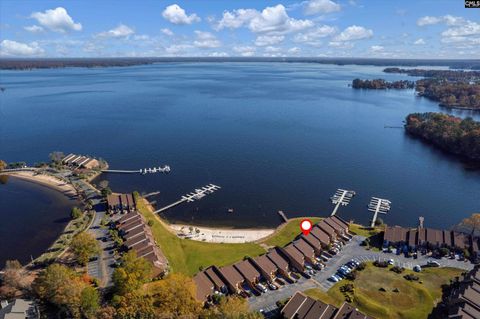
[329,275,340,282]
[388,259,394,265]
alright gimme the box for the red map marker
[300,219,312,236]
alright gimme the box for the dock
[144,191,161,198]
[368,197,391,227]
[330,188,355,216]
[278,210,288,223]
[154,184,221,214]
[101,165,171,175]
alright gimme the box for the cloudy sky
[0,0,478,58]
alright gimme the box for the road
[249,235,474,312]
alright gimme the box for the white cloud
[255,35,284,46]
[333,25,373,42]
[442,20,480,37]
[24,25,44,33]
[233,46,256,57]
[304,0,341,15]
[414,38,425,45]
[288,47,301,55]
[216,5,313,35]
[165,44,193,54]
[133,34,150,41]
[162,4,200,25]
[97,24,135,38]
[193,31,221,48]
[0,40,44,56]
[161,28,173,36]
[417,16,441,26]
[265,46,281,53]
[294,25,336,43]
[209,51,229,57]
[30,7,82,33]
[417,15,464,27]
[370,45,384,52]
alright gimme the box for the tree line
[415,79,480,110]
[405,112,480,161]
[383,68,480,81]
[352,78,415,89]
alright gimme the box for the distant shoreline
[1,57,479,71]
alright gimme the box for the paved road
[249,235,474,312]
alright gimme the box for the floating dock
[101,165,171,175]
[154,184,221,214]
[330,188,355,216]
[278,210,288,223]
[368,197,391,227]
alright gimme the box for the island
[415,79,480,110]
[405,112,480,161]
[383,67,480,81]
[351,78,415,89]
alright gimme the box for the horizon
[1,0,479,59]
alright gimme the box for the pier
[278,210,288,223]
[143,191,161,198]
[368,197,391,227]
[101,165,171,175]
[154,184,221,214]
[330,188,355,216]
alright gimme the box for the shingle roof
[234,260,261,282]
[267,250,289,271]
[251,254,278,277]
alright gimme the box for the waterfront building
[281,291,371,319]
[62,153,100,169]
[107,193,136,214]
[0,299,39,319]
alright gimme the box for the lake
[1,62,479,243]
[0,176,79,266]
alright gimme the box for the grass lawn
[304,263,463,319]
[262,217,323,247]
[349,223,381,238]
[136,197,266,276]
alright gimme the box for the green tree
[70,232,100,266]
[49,151,65,164]
[149,273,201,317]
[80,286,100,319]
[71,206,82,220]
[113,251,152,295]
[101,187,112,197]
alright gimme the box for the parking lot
[249,235,475,312]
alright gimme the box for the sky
[0,0,479,58]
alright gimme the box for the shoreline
[2,171,78,198]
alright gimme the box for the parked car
[256,284,267,293]
[413,265,422,272]
[275,278,285,286]
[268,283,277,290]
[388,259,394,265]
[427,259,440,267]
[329,275,340,282]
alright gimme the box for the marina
[368,197,392,227]
[102,166,171,175]
[154,184,221,214]
[330,189,355,217]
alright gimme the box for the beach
[2,171,78,198]
[169,224,275,243]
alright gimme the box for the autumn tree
[114,291,157,319]
[200,296,263,319]
[0,260,29,298]
[0,160,6,171]
[33,264,89,318]
[149,273,201,317]
[71,206,82,219]
[70,232,100,266]
[112,250,152,296]
[461,213,480,236]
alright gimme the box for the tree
[71,206,82,220]
[0,160,6,171]
[70,232,100,266]
[49,151,65,164]
[80,286,100,319]
[461,213,480,236]
[149,273,201,317]
[201,296,263,319]
[0,260,29,299]
[95,306,116,319]
[33,264,88,318]
[113,251,152,295]
[101,187,112,197]
[114,292,156,319]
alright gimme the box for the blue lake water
[0,176,78,266]
[1,63,479,243]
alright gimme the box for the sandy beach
[2,171,78,198]
[169,224,275,243]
